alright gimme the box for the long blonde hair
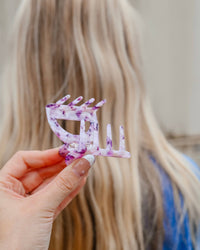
[0,0,200,249]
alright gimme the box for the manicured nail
[72,155,95,177]
[83,155,95,166]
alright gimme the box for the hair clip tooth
[106,124,113,150]
[89,121,99,150]
[81,98,95,109]
[69,96,83,106]
[119,126,125,151]
[56,95,71,105]
[92,99,106,110]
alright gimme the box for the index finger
[1,148,64,179]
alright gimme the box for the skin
[0,148,93,250]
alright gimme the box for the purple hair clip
[46,95,131,165]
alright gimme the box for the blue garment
[150,156,200,250]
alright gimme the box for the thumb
[38,155,95,211]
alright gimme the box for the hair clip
[46,95,131,164]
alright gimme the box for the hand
[0,148,95,250]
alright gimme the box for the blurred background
[0,0,200,164]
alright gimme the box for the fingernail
[83,155,95,166]
[72,155,95,177]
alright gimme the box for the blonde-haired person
[0,0,199,249]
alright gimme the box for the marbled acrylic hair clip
[46,95,131,165]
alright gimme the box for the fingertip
[44,147,64,160]
[82,155,95,167]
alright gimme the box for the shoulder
[150,155,200,250]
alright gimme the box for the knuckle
[55,175,75,193]
[14,151,25,158]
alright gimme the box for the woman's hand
[0,148,95,250]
